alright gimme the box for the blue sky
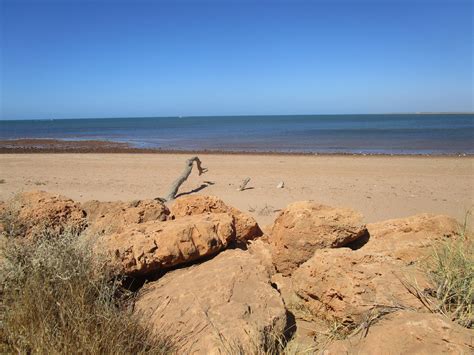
[0,0,472,120]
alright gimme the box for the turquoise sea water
[0,114,473,154]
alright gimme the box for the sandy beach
[0,153,472,227]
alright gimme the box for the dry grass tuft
[218,329,316,355]
[0,227,174,354]
[313,305,405,351]
[427,217,473,328]
[0,200,27,239]
[401,214,473,329]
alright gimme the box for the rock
[268,201,368,275]
[247,238,277,275]
[276,181,284,189]
[292,248,431,325]
[291,213,465,326]
[0,191,87,239]
[271,273,298,311]
[134,249,287,354]
[98,213,235,276]
[170,195,263,242]
[366,213,461,263]
[325,311,473,354]
[82,199,170,236]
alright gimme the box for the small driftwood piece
[237,177,251,191]
[166,156,207,201]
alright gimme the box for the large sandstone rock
[0,191,87,239]
[247,238,277,275]
[325,311,473,354]
[98,213,235,276]
[366,213,460,263]
[292,248,431,325]
[171,195,263,242]
[82,199,169,236]
[134,249,287,354]
[291,213,463,325]
[268,201,368,275]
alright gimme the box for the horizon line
[2,111,473,121]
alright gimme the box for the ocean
[0,114,473,155]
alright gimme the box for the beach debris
[165,156,207,201]
[258,204,277,216]
[276,181,284,188]
[237,177,251,191]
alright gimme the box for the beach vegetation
[427,215,473,328]
[403,214,474,329]
[0,225,174,354]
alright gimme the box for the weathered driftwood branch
[237,177,251,191]
[166,157,207,201]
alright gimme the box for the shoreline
[0,139,471,157]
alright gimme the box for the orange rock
[171,195,263,242]
[134,249,287,354]
[291,213,462,325]
[268,201,368,275]
[1,191,86,239]
[98,213,235,276]
[247,238,277,275]
[366,213,460,263]
[82,199,169,236]
[325,311,473,354]
[292,248,431,324]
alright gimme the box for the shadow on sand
[175,181,216,198]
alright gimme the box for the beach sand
[0,153,472,227]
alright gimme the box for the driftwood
[166,157,207,201]
[237,177,251,191]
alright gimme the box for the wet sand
[0,153,472,227]
[0,138,471,157]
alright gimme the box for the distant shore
[0,139,471,157]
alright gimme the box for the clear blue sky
[1,0,472,120]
